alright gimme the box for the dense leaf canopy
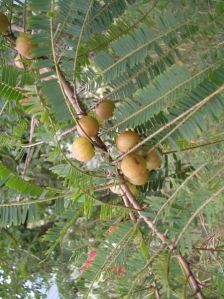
[0,0,224,298]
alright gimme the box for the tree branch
[57,73,206,297]
[151,281,162,299]
[113,84,224,164]
[22,115,37,176]
[59,71,84,115]
[119,185,206,299]
[177,254,205,299]
[59,69,107,151]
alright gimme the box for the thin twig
[59,69,107,151]
[177,254,205,299]
[23,0,27,32]
[0,100,8,116]
[120,184,206,299]
[174,186,224,247]
[113,84,224,164]
[163,138,224,154]
[194,247,224,253]
[151,281,162,299]
[9,0,14,37]
[22,116,37,177]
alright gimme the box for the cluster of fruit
[117,131,162,186]
[71,100,162,189]
[1,12,162,192]
[0,13,36,67]
[72,100,115,161]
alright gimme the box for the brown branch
[22,116,37,177]
[151,281,161,299]
[120,183,168,243]
[162,138,224,155]
[194,247,224,252]
[59,69,107,151]
[177,254,205,299]
[59,70,84,115]
[58,68,142,220]
[119,185,206,299]
[113,84,224,165]
[121,193,136,221]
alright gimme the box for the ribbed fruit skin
[146,150,162,171]
[16,33,34,58]
[128,171,149,186]
[121,154,147,178]
[116,131,140,153]
[72,137,95,162]
[77,116,99,137]
[95,100,115,120]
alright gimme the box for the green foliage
[0,65,26,101]
[0,0,224,298]
[0,161,45,196]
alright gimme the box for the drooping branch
[151,281,162,299]
[162,138,224,154]
[59,70,85,115]
[6,19,206,298]
[58,69,206,298]
[113,84,224,164]
[59,69,107,151]
[22,115,38,177]
[120,185,206,299]
[177,254,205,299]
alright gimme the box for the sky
[46,283,60,299]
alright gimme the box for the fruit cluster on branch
[71,104,162,192]
[0,12,206,298]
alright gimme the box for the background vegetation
[0,0,224,298]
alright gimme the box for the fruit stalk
[59,69,205,299]
[59,70,107,151]
[177,254,205,299]
[120,181,205,299]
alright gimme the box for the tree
[0,0,224,298]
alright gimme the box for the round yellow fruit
[128,171,149,186]
[116,130,140,153]
[146,149,162,171]
[0,13,9,33]
[120,154,147,179]
[77,116,99,137]
[16,33,35,58]
[71,137,95,162]
[95,100,115,121]
[14,55,24,69]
